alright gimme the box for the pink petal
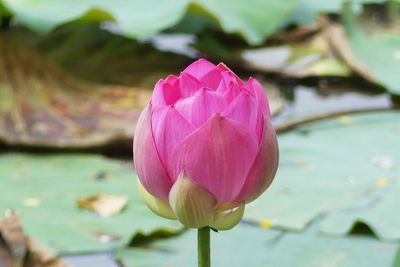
[152,106,195,174]
[175,88,227,127]
[236,118,279,203]
[152,80,167,107]
[183,58,216,80]
[244,77,271,118]
[133,105,172,201]
[179,72,201,98]
[216,71,243,103]
[243,78,271,140]
[165,75,179,86]
[217,64,244,87]
[152,79,180,107]
[222,90,258,138]
[200,67,223,89]
[215,62,231,72]
[169,114,259,203]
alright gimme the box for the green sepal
[169,171,217,228]
[210,203,245,230]
[137,179,176,220]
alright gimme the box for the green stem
[198,227,211,267]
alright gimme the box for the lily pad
[0,35,151,148]
[289,0,342,26]
[320,179,400,241]
[3,0,297,45]
[0,154,180,254]
[339,3,400,94]
[245,111,400,241]
[116,223,399,267]
[288,0,391,26]
[190,0,298,45]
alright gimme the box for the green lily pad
[190,0,298,45]
[0,154,180,254]
[2,0,297,45]
[0,2,9,17]
[320,180,400,241]
[342,2,400,94]
[289,0,342,25]
[288,0,390,26]
[245,111,400,241]
[116,223,399,267]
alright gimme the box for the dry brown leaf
[324,22,374,81]
[24,238,69,267]
[0,212,26,267]
[241,17,352,78]
[242,34,350,78]
[0,212,70,267]
[0,37,151,149]
[77,194,128,218]
[268,23,322,44]
[0,238,13,267]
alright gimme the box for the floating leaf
[0,35,151,148]
[77,194,128,218]
[116,223,399,267]
[245,111,400,241]
[288,0,391,26]
[190,0,298,45]
[2,0,188,38]
[336,2,400,94]
[3,0,297,45]
[0,154,180,254]
[319,178,400,240]
[289,0,342,26]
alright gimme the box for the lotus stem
[198,227,211,267]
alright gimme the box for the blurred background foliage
[0,1,400,267]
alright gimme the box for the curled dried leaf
[25,238,70,267]
[0,213,70,267]
[77,194,128,218]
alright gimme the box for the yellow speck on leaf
[394,50,400,60]
[260,219,272,229]
[23,198,41,207]
[376,176,389,188]
[338,116,352,125]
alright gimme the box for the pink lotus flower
[134,59,279,229]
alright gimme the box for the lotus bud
[134,59,279,230]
